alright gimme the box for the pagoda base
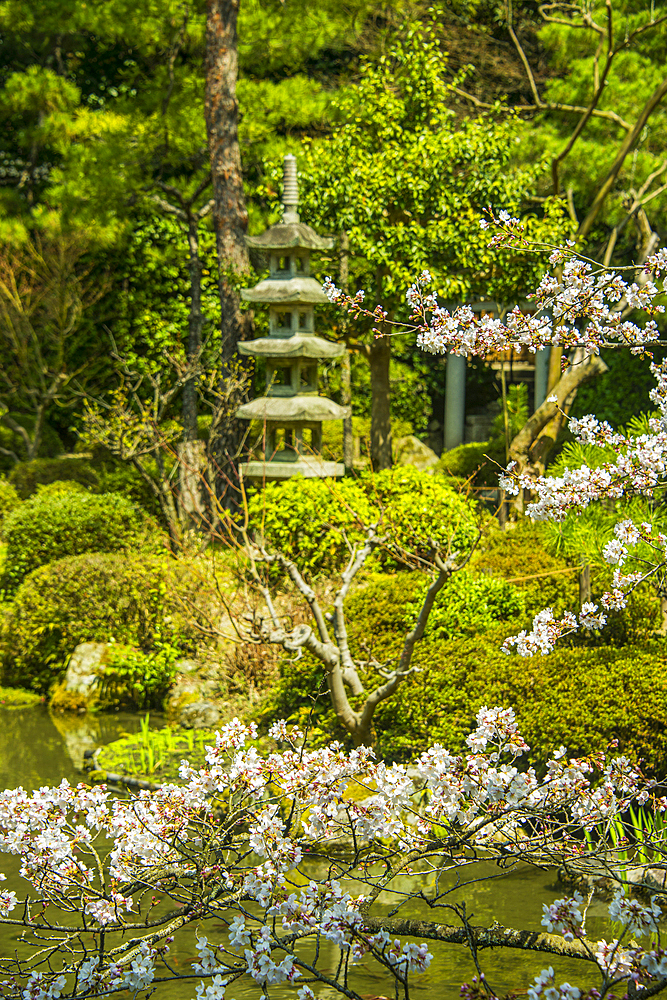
[240,458,345,480]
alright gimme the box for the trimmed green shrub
[406,572,525,640]
[96,643,180,709]
[87,444,164,521]
[370,631,667,775]
[2,490,144,591]
[34,480,89,497]
[9,457,99,499]
[0,478,20,538]
[265,624,667,777]
[0,552,201,692]
[472,519,578,617]
[247,468,480,577]
[437,440,505,487]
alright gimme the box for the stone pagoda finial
[282,154,299,225]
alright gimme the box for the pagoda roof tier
[236,395,350,422]
[245,222,334,252]
[241,276,328,304]
[237,335,344,360]
[241,458,345,480]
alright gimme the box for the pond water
[0,706,618,999]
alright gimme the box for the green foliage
[370,632,667,775]
[97,643,180,710]
[90,449,164,521]
[267,616,667,776]
[0,478,20,538]
[1,490,145,592]
[407,572,525,641]
[247,476,376,578]
[438,384,528,486]
[0,416,63,473]
[0,686,42,707]
[9,457,99,499]
[293,24,567,310]
[471,520,578,618]
[437,440,506,487]
[247,468,479,577]
[34,480,89,497]
[0,552,198,692]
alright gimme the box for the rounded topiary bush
[0,478,20,538]
[247,468,481,578]
[0,552,201,692]
[266,624,667,777]
[1,490,145,591]
[8,457,99,499]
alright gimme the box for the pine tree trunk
[204,0,253,490]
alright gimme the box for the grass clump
[96,717,219,782]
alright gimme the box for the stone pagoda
[236,155,349,480]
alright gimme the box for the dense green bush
[266,623,667,777]
[0,552,201,692]
[2,490,144,591]
[406,572,525,640]
[371,631,667,774]
[8,457,99,498]
[87,445,164,521]
[339,570,526,659]
[437,440,503,486]
[472,519,578,617]
[247,468,480,578]
[0,478,20,538]
[96,643,180,709]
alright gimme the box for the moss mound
[0,686,42,708]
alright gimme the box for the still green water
[0,706,616,999]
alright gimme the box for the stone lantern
[236,155,349,479]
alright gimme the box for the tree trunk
[369,337,392,470]
[341,351,354,472]
[509,353,608,477]
[204,0,253,489]
[579,560,591,608]
[508,352,608,510]
[179,215,207,528]
[183,215,203,444]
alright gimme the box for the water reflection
[0,705,143,790]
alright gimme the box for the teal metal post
[534,346,551,411]
[444,351,466,451]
